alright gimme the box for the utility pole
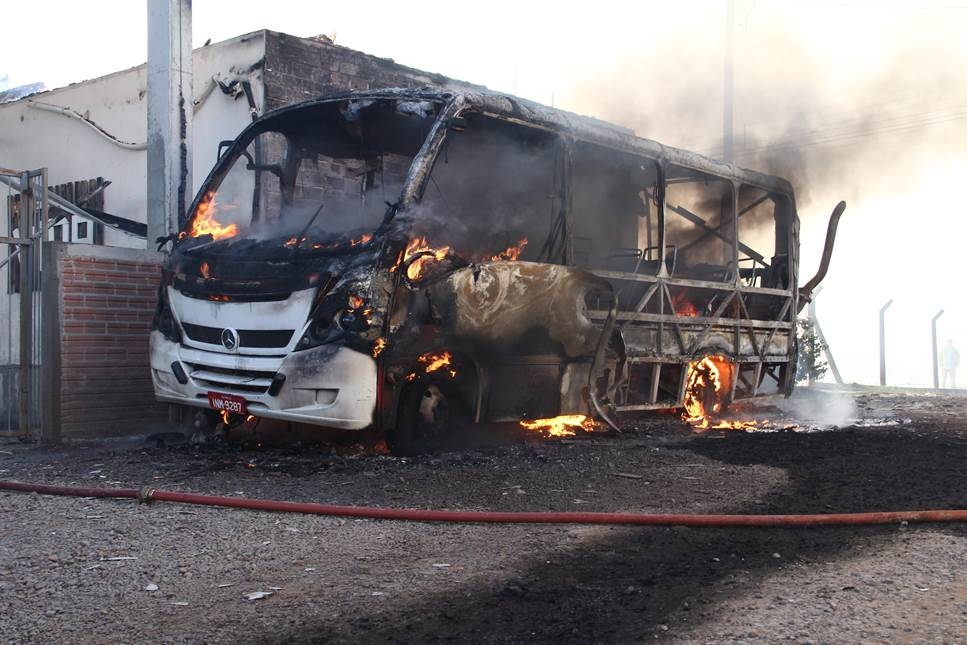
[147,0,193,246]
[931,309,944,388]
[723,0,735,164]
[879,299,893,386]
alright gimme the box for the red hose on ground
[2,479,966,527]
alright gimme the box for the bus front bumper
[149,331,378,430]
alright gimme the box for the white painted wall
[0,32,268,365]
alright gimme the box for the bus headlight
[337,293,371,333]
[297,317,336,350]
[296,292,370,350]
[337,310,369,333]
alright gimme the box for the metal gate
[1,168,47,439]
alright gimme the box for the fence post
[879,299,893,387]
[931,309,944,389]
[41,242,64,443]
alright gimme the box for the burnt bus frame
[174,88,801,429]
[390,90,799,413]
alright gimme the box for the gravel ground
[0,387,965,644]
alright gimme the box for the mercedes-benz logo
[221,328,239,351]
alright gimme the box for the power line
[669,84,967,154]
[695,104,967,158]
[754,107,965,146]
[734,111,967,157]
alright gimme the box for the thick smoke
[560,31,967,215]
[555,19,967,387]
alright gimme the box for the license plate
[207,391,247,415]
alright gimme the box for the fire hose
[2,480,966,527]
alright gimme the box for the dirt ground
[1,386,965,644]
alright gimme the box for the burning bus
[150,88,843,454]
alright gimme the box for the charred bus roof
[211,87,796,201]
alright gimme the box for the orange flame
[188,191,239,241]
[682,355,760,431]
[392,236,529,278]
[372,337,387,358]
[199,262,210,280]
[306,233,372,251]
[713,419,762,431]
[406,351,457,381]
[488,237,528,262]
[419,351,456,378]
[672,291,700,317]
[394,237,451,281]
[682,356,723,428]
[348,294,365,310]
[220,410,231,425]
[519,414,599,438]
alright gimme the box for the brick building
[0,31,477,440]
[262,32,477,112]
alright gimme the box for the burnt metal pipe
[27,100,148,150]
[799,201,847,303]
[398,251,470,289]
[2,479,966,527]
[880,299,893,386]
[588,290,621,431]
[932,309,944,389]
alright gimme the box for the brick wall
[262,31,481,112]
[43,243,167,440]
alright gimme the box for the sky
[2,0,967,387]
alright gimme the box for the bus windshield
[179,98,440,255]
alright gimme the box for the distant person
[940,338,960,388]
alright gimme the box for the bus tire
[386,376,463,456]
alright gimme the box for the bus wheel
[387,377,461,456]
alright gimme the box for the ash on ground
[1,387,965,644]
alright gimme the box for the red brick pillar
[42,242,170,441]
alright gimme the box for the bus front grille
[181,323,295,350]
[185,362,277,394]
